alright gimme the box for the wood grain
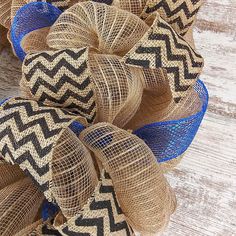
[0,1,235,236]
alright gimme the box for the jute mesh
[21,27,51,53]
[47,1,149,56]
[51,128,98,219]
[112,0,148,16]
[0,177,44,236]
[54,171,134,236]
[20,47,97,124]
[0,97,88,201]
[0,162,25,190]
[15,219,61,236]
[141,0,203,36]
[0,26,9,49]
[88,53,143,126]
[80,123,176,234]
[125,84,201,131]
[0,0,11,28]
[11,0,27,23]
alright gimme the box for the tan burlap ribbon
[80,123,176,234]
[0,97,98,218]
[0,177,44,236]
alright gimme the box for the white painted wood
[163,113,236,236]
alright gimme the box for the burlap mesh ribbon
[0,177,44,236]
[0,162,25,190]
[20,48,144,126]
[141,0,203,36]
[54,171,134,236]
[0,0,207,234]
[80,123,176,234]
[47,1,149,55]
[0,97,98,219]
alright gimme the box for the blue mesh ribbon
[11,2,62,61]
[69,121,85,137]
[133,80,208,163]
[42,200,59,221]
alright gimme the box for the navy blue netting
[133,80,208,163]
[11,2,62,61]
[69,121,85,137]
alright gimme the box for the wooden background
[0,0,235,235]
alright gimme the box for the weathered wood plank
[194,0,236,118]
[163,112,236,236]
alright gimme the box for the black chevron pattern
[142,0,203,35]
[57,172,133,236]
[22,48,97,124]
[0,97,77,200]
[123,15,204,102]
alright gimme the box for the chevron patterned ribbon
[123,13,204,102]
[0,97,78,201]
[56,171,134,236]
[21,47,97,124]
[142,0,203,36]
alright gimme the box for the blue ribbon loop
[11,2,62,61]
[133,80,209,163]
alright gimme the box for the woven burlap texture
[141,0,203,36]
[47,1,149,56]
[21,27,51,54]
[0,177,44,236]
[15,219,61,236]
[80,123,176,234]
[0,162,25,190]
[0,98,98,217]
[123,13,204,103]
[20,47,144,127]
[0,0,12,28]
[54,170,134,236]
[21,47,97,124]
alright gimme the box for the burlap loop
[80,123,176,234]
[54,171,134,236]
[141,0,203,36]
[88,53,143,126]
[0,0,12,28]
[0,97,98,207]
[20,48,144,126]
[0,177,44,236]
[20,47,97,124]
[0,162,25,190]
[21,27,51,54]
[123,13,204,103]
[47,1,149,56]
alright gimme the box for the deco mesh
[51,128,98,219]
[0,177,44,236]
[21,27,51,53]
[47,1,149,56]
[80,123,176,234]
[0,0,11,28]
[0,162,25,190]
[88,53,143,127]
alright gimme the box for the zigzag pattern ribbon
[123,13,204,102]
[0,97,77,201]
[142,0,203,36]
[22,47,97,123]
[57,172,133,236]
